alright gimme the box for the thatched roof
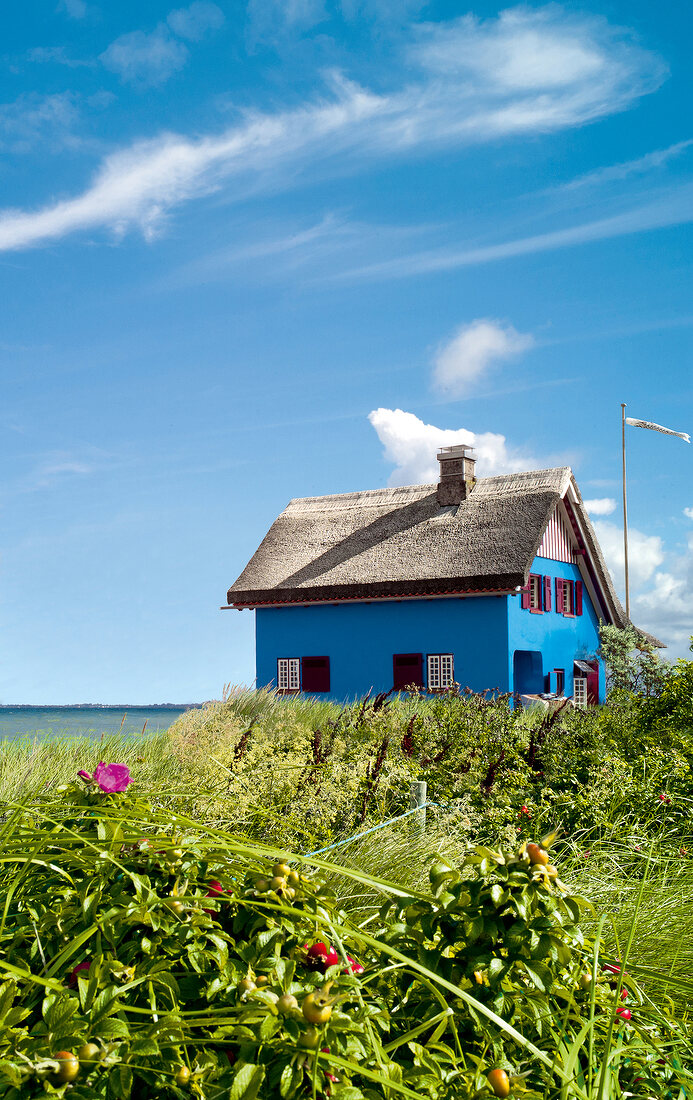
[229,465,636,624]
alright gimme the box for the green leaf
[279,1064,295,1099]
[230,1063,266,1100]
[109,1064,133,1099]
[519,960,552,992]
[489,884,508,907]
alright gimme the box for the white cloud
[413,8,609,91]
[0,92,82,153]
[555,139,693,192]
[584,497,617,516]
[592,518,664,590]
[100,26,189,87]
[167,1,225,41]
[684,506,693,520]
[0,6,666,252]
[433,319,534,397]
[248,0,326,35]
[629,532,693,654]
[58,0,88,17]
[368,407,538,486]
[344,186,693,281]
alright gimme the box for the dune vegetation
[0,634,690,1096]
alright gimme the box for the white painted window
[277,658,300,692]
[529,574,542,610]
[573,676,587,708]
[562,579,574,614]
[427,653,454,691]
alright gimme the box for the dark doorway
[513,650,544,695]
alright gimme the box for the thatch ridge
[226,462,663,645]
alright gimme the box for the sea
[0,705,203,741]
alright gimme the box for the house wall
[255,596,510,701]
[508,555,605,700]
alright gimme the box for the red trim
[230,583,517,609]
[563,497,612,622]
[543,574,552,613]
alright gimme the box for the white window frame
[427,653,454,691]
[562,579,574,615]
[573,676,587,709]
[277,657,300,693]
[529,574,542,611]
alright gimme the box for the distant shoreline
[0,704,206,711]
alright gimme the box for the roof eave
[227,572,524,609]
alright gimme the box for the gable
[536,503,578,564]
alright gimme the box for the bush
[0,768,689,1099]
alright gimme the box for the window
[427,653,454,691]
[393,653,423,690]
[302,656,330,693]
[555,578,583,616]
[529,574,542,611]
[573,676,587,708]
[277,658,300,693]
[521,573,552,612]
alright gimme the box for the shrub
[0,769,689,1098]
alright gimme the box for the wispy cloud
[58,0,88,18]
[433,319,534,398]
[247,0,327,41]
[29,45,94,68]
[0,6,665,252]
[99,3,224,88]
[0,92,83,153]
[100,27,189,87]
[343,186,693,280]
[167,2,225,41]
[553,138,693,192]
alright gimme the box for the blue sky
[1,0,691,704]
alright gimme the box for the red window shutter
[393,654,423,690]
[301,656,330,693]
[520,582,530,610]
[543,575,551,612]
[555,577,563,614]
[575,580,583,616]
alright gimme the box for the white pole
[621,403,630,620]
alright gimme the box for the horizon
[1,0,691,704]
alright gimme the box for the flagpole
[621,403,630,620]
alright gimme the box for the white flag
[626,417,690,443]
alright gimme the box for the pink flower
[67,960,91,987]
[93,763,133,793]
[77,770,92,782]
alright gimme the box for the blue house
[226,447,653,704]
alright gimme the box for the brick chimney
[436,445,476,506]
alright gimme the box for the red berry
[344,953,364,975]
[602,963,621,975]
[207,880,224,896]
[616,1006,631,1021]
[305,942,339,971]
